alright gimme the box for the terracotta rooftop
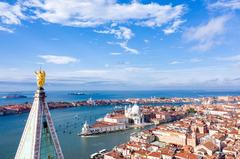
[134,149,149,156]
[203,141,218,151]
[91,121,124,128]
[147,151,161,158]
[175,151,198,159]
[104,150,124,159]
[106,113,127,119]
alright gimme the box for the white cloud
[0,26,14,33]
[209,0,240,10]
[0,2,25,25]
[0,2,25,33]
[0,1,186,36]
[169,61,184,65]
[23,0,185,28]
[110,52,122,55]
[190,58,202,63]
[99,26,138,54]
[118,41,139,54]
[184,15,230,51]
[39,55,78,64]
[170,59,201,65]
[123,67,152,73]
[94,26,134,52]
[95,27,134,40]
[217,54,240,62]
[144,39,149,43]
[2,64,240,90]
[163,19,185,35]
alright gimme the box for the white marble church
[80,103,145,136]
[124,103,144,125]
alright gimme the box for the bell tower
[15,70,64,159]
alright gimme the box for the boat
[68,92,86,96]
[114,106,123,109]
[99,149,106,154]
[90,153,99,159]
[1,94,27,99]
[89,149,107,159]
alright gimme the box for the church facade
[124,103,144,125]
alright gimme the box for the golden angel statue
[35,70,46,88]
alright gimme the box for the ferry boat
[90,153,99,159]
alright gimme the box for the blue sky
[0,0,240,91]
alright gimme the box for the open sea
[1,90,240,159]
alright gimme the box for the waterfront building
[81,104,146,136]
[81,121,127,136]
[15,70,64,159]
[124,103,144,125]
[103,113,128,124]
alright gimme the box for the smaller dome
[131,103,140,115]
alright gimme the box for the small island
[1,94,27,99]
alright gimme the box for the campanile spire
[15,70,64,159]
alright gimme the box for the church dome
[131,103,140,115]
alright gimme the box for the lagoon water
[1,90,240,159]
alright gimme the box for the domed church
[124,103,144,125]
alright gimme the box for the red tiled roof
[175,151,198,159]
[104,150,124,159]
[91,121,124,128]
[203,141,218,151]
[148,151,161,158]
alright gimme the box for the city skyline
[1,0,240,91]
